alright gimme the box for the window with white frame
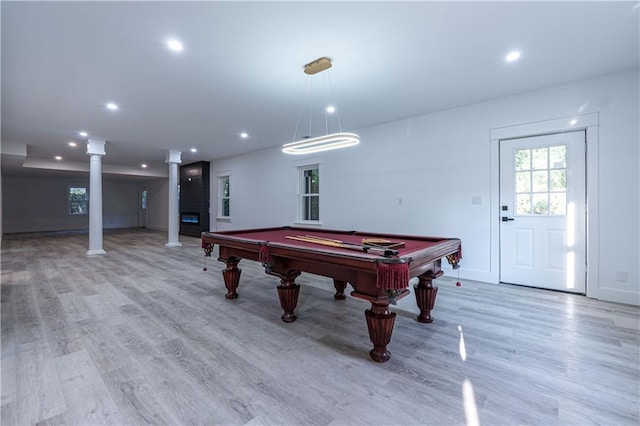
[141,189,147,210]
[217,174,231,219]
[298,165,320,222]
[68,186,88,215]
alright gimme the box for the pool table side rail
[201,227,462,276]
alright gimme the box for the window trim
[216,172,231,221]
[295,160,321,225]
[67,185,88,216]
[141,189,148,210]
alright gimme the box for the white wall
[210,68,639,306]
[145,178,169,232]
[2,176,140,232]
[103,181,140,229]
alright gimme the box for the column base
[165,242,183,247]
[86,249,106,256]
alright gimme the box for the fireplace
[179,161,210,237]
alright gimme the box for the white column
[166,150,182,247]
[86,140,106,255]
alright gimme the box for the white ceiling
[2,1,639,179]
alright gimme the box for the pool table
[201,226,462,362]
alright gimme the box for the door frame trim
[489,113,599,297]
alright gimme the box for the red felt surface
[223,228,446,257]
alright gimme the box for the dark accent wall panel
[179,161,210,237]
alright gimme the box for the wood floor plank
[32,279,83,357]
[76,317,136,373]
[15,340,66,425]
[101,365,181,425]
[13,278,45,346]
[1,284,18,426]
[34,411,70,426]
[56,291,96,324]
[54,349,126,425]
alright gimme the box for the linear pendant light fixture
[282,132,360,155]
[282,57,360,155]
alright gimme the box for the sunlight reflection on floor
[458,325,467,361]
[463,379,480,426]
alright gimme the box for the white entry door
[499,131,586,293]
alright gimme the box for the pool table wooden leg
[333,279,347,300]
[414,273,439,323]
[365,301,396,362]
[272,270,302,323]
[221,256,241,299]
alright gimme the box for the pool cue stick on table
[303,235,405,250]
[285,235,398,256]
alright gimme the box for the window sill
[216,217,231,223]
[293,221,322,227]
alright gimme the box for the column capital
[87,140,106,156]
[166,150,182,164]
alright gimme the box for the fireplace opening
[181,212,199,224]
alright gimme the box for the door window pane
[516,171,531,192]
[549,193,566,215]
[549,170,566,191]
[532,171,548,192]
[532,193,548,215]
[515,149,531,171]
[516,194,531,215]
[549,145,567,168]
[532,148,548,170]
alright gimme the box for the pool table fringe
[376,262,410,290]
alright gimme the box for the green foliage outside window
[69,187,87,214]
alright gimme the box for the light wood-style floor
[1,228,638,426]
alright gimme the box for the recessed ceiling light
[68,141,77,147]
[570,119,578,125]
[78,131,88,138]
[240,132,249,139]
[141,164,148,168]
[190,148,197,153]
[167,38,184,52]
[55,156,63,160]
[505,50,521,62]
[326,105,336,114]
[106,102,119,110]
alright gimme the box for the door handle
[501,216,515,222]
